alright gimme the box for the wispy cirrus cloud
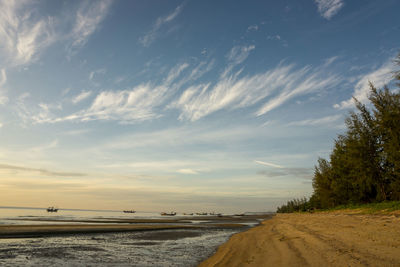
[177,168,199,175]
[72,90,92,104]
[334,58,395,109]
[0,0,56,66]
[89,68,106,81]
[0,0,113,65]
[25,61,193,124]
[287,114,342,127]
[314,0,344,20]
[0,69,7,104]
[0,163,86,177]
[173,62,339,121]
[256,66,339,116]
[254,160,284,168]
[68,0,112,55]
[139,3,184,47]
[221,45,255,78]
[0,69,7,87]
[16,42,338,125]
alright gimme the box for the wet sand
[0,224,199,238]
[199,212,400,267]
[0,214,272,238]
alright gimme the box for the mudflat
[199,212,400,267]
[0,214,272,238]
[0,224,197,238]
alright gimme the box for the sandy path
[199,212,400,267]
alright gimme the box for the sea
[0,207,252,266]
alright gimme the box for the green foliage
[277,54,400,213]
[276,197,310,213]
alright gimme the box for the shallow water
[0,207,260,266]
[0,228,239,266]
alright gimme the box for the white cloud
[287,114,342,126]
[16,98,62,125]
[1,92,11,106]
[102,160,203,174]
[0,68,7,105]
[50,83,170,123]
[227,45,255,66]
[221,45,256,78]
[247,25,258,32]
[173,62,339,121]
[323,56,339,66]
[30,139,59,152]
[220,45,255,79]
[177,169,199,175]
[0,0,56,66]
[0,69,6,87]
[89,68,106,81]
[30,61,195,124]
[72,90,92,104]
[334,59,395,109]
[0,0,112,66]
[254,160,284,169]
[14,44,337,125]
[256,67,339,116]
[139,4,184,47]
[69,0,112,52]
[165,63,189,85]
[314,0,344,20]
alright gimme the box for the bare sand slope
[199,212,400,267]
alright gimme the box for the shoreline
[199,212,400,266]
[0,214,272,238]
[0,224,200,238]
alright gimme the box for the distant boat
[183,213,193,215]
[47,207,58,212]
[123,210,136,213]
[196,212,208,216]
[161,212,176,216]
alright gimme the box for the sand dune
[199,212,400,266]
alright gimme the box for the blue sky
[0,0,399,213]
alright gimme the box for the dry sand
[199,212,400,267]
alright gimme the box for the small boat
[196,212,208,216]
[161,212,176,216]
[47,207,58,212]
[123,210,136,213]
[183,213,194,216]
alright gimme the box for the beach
[0,208,272,266]
[200,211,400,267]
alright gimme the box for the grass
[321,201,400,214]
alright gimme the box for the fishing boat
[47,207,58,212]
[123,210,136,213]
[161,212,176,216]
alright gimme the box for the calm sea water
[0,207,165,225]
[0,207,245,266]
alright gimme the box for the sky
[0,0,399,213]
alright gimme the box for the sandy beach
[200,212,400,267]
